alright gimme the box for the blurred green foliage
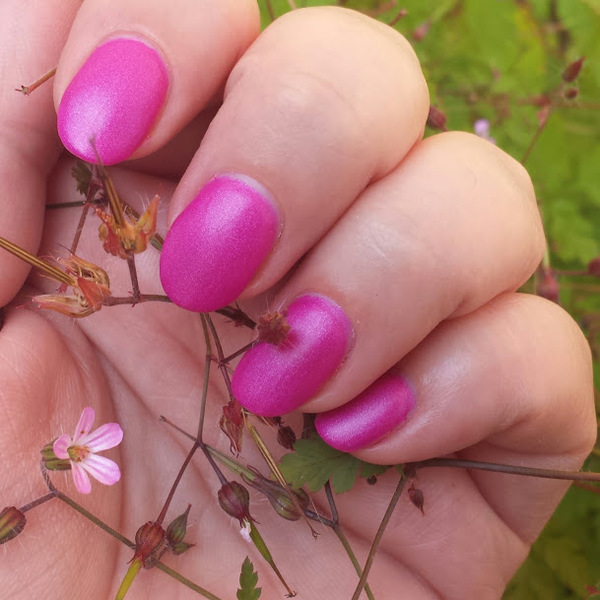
[259,1,600,598]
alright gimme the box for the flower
[473,118,496,144]
[53,407,123,494]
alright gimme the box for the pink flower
[474,119,496,144]
[53,407,123,494]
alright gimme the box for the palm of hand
[0,160,546,600]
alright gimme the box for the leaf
[237,557,261,600]
[71,161,93,196]
[278,437,389,494]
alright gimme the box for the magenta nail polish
[232,294,353,416]
[58,38,168,165]
[160,175,279,312]
[315,373,415,452]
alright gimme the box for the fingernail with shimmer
[160,175,279,313]
[232,294,353,417]
[58,38,169,165]
[315,373,415,452]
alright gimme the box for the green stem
[57,491,134,548]
[351,473,408,600]
[154,561,224,600]
[197,314,212,441]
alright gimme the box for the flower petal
[72,407,95,443]
[71,462,92,494]
[82,454,121,486]
[53,434,72,460]
[81,422,123,452]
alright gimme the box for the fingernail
[232,294,353,416]
[315,373,415,452]
[58,38,169,165]
[160,175,279,312]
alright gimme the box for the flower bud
[562,57,585,83]
[408,484,425,515]
[564,87,579,100]
[218,481,252,526]
[587,257,600,278]
[0,506,26,544]
[166,504,191,545]
[536,266,560,304]
[427,106,447,131]
[165,504,194,555]
[41,441,72,471]
[134,521,165,568]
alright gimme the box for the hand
[0,2,595,599]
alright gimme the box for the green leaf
[237,557,261,600]
[278,437,389,494]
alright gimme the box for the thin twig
[15,66,56,95]
[351,473,408,600]
[325,482,376,600]
[413,457,600,483]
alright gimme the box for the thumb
[0,0,80,306]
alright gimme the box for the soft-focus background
[258,1,600,598]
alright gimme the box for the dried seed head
[257,310,290,346]
[134,521,166,569]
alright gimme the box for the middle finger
[160,7,429,312]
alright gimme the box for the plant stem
[325,482,376,600]
[15,66,56,95]
[197,314,212,441]
[215,306,256,330]
[70,203,90,254]
[351,473,408,600]
[102,294,172,306]
[156,443,200,526]
[154,562,224,600]
[57,491,135,548]
[19,492,57,513]
[413,457,600,482]
[126,254,141,303]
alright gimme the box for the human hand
[0,2,595,599]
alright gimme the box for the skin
[0,1,596,599]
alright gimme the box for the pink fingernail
[232,294,353,416]
[58,38,169,165]
[315,373,415,452]
[160,175,279,312]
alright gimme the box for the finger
[159,7,429,312]
[54,0,259,165]
[316,294,595,587]
[0,0,80,306]
[231,132,545,417]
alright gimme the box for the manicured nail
[232,294,353,416]
[160,175,279,312]
[315,373,415,452]
[58,38,169,165]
